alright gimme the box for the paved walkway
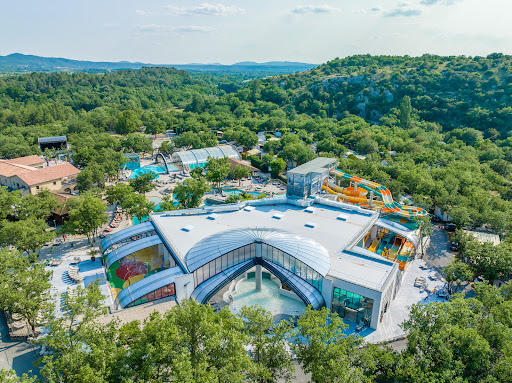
[424,226,454,269]
[364,258,447,343]
[0,315,40,379]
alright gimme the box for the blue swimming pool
[222,188,265,197]
[130,165,166,179]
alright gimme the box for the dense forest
[2,55,512,383]
[1,54,512,235]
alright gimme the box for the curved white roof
[171,145,240,166]
[185,228,331,276]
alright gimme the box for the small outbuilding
[38,136,68,151]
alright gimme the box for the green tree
[105,183,135,210]
[145,117,166,137]
[413,215,434,258]
[206,157,231,189]
[190,167,204,180]
[76,163,106,191]
[399,95,412,129]
[128,194,156,223]
[173,177,211,208]
[292,307,366,383]
[0,248,52,333]
[231,164,250,186]
[115,312,193,382]
[159,140,175,155]
[0,370,37,383]
[116,109,140,134]
[261,154,273,171]
[355,137,379,154]
[0,218,55,259]
[129,171,157,195]
[225,194,242,204]
[236,127,258,149]
[270,158,287,178]
[171,300,251,382]
[38,282,117,383]
[399,292,505,382]
[15,188,59,220]
[0,186,20,220]
[463,241,512,284]
[159,194,178,211]
[240,306,295,383]
[121,132,153,155]
[442,261,473,294]
[63,192,108,245]
[173,131,202,149]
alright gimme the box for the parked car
[444,223,457,232]
[431,215,441,223]
[450,241,459,251]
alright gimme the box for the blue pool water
[130,165,167,179]
[230,277,305,317]
[132,196,180,225]
[222,188,265,197]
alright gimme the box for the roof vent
[182,225,195,232]
[337,213,349,221]
[207,213,219,220]
[244,206,255,212]
[304,206,316,213]
[272,212,285,220]
[305,221,317,228]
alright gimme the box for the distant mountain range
[0,53,317,74]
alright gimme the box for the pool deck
[357,258,446,343]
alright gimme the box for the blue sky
[1,0,510,64]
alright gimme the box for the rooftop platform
[288,157,336,175]
[150,197,396,291]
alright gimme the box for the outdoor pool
[130,165,166,179]
[229,277,305,318]
[222,188,265,197]
[132,195,179,225]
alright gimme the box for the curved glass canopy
[186,228,330,277]
[105,235,162,269]
[100,221,155,254]
[171,145,240,167]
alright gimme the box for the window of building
[36,186,40,190]
[126,283,175,308]
[53,181,57,185]
[332,287,373,326]
[192,242,324,293]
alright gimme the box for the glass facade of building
[261,243,323,292]
[193,243,257,286]
[193,242,323,293]
[126,282,176,308]
[332,287,373,326]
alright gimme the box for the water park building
[101,158,425,329]
[171,144,240,170]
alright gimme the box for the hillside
[1,55,512,235]
[265,54,512,135]
[0,53,316,74]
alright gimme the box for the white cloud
[135,24,215,35]
[292,5,341,14]
[384,2,423,17]
[153,3,246,16]
[355,6,382,14]
[420,0,463,5]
